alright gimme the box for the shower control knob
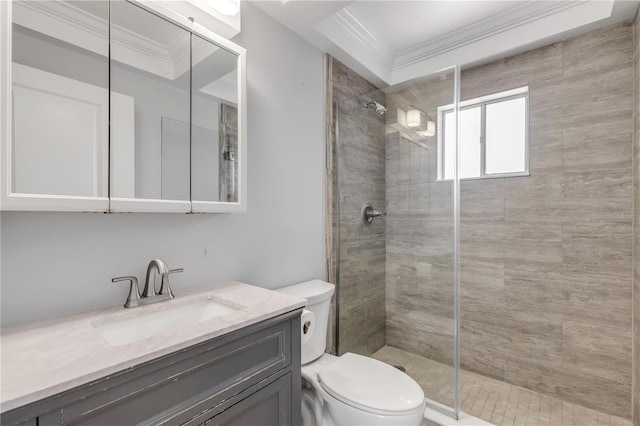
[361,203,386,225]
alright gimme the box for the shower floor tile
[372,345,631,426]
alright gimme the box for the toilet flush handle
[303,320,312,334]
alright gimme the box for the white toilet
[277,280,425,426]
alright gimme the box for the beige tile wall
[385,23,635,417]
[633,6,640,426]
[327,57,387,356]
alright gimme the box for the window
[437,86,529,180]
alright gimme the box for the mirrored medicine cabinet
[1,0,246,213]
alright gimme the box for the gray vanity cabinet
[1,311,301,426]
[195,373,292,425]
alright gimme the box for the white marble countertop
[0,281,306,413]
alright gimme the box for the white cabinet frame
[0,0,247,213]
[1,1,108,212]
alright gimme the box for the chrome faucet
[112,259,183,308]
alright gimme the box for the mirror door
[109,0,191,213]
[191,32,245,211]
[1,0,246,213]
[2,0,110,211]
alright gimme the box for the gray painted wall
[0,2,325,327]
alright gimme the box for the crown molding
[331,9,395,69]
[390,0,617,84]
[393,1,586,70]
[13,1,191,80]
[315,8,393,83]
[309,0,623,86]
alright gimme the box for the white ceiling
[346,1,518,53]
[252,0,640,87]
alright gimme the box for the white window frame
[437,86,530,181]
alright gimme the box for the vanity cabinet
[0,311,301,426]
[194,373,292,425]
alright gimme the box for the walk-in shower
[328,54,461,418]
[326,21,636,422]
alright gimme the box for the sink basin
[93,299,241,347]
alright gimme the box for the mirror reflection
[11,0,241,206]
[191,34,239,203]
[11,0,109,197]
[110,0,191,201]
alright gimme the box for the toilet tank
[276,280,335,364]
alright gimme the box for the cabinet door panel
[200,373,291,426]
[60,321,290,426]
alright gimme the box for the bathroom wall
[327,57,387,356]
[385,22,635,417]
[0,2,325,327]
[633,6,640,426]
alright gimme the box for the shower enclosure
[328,23,636,422]
[328,56,461,417]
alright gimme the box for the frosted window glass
[485,97,526,174]
[443,107,481,179]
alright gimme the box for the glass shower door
[333,64,461,418]
[380,67,460,416]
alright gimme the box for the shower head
[363,100,386,116]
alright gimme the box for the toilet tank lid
[276,280,335,305]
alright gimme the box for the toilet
[277,280,425,426]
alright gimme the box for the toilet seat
[318,352,424,415]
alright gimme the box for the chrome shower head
[363,100,386,116]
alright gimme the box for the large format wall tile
[503,267,564,317]
[632,7,640,426]
[561,169,633,222]
[562,118,633,173]
[563,23,633,76]
[460,310,508,379]
[505,355,632,417]
[461,43,563,100]
[504,175,564,222]
[329,57,386,357]
[504,309,563,367]
[561,320,631,384]
[561,271,632,329]
[383,22,634,417]
[460,260,504,315]
[332,59,378,103]
[562,220,632,277]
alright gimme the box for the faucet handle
[112,276,140,308]
[159,268,183,297]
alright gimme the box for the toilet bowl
[277,280,425,425]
